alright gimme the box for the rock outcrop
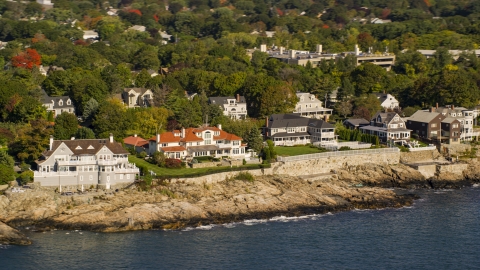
[1,160,478,241]
[0,221,31,245]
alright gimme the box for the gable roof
[372,112,399,123]
[123,88,151,95]
[44,139,128,157]
[149,126,243,144]
[41,89,74,109]
[409,111,444,123]
[123,135,148,147]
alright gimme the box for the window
[59,100,63,106]
[287,128,295,133]
[233,141,239,146]
[431,123,437,128]
[67,100,71,105]
[205,140,211,145]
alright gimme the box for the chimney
[260,44,267,52]
[316,44,323,54]
[109,133,113,143]
[70,137,75,140]
[156,133,160,143]
[289,49,296,59]
[354,44,360,56]
[452,105,455,110]
[236,94,240,102]
[134,134,137,137]
[436,103,438,109]
[429,107,434,113]
[49,135,53,150]
[217,124,222,130]
[181,127,185,138]
[279,46,284,54]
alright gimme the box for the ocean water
[2,187,480,270]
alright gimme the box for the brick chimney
[236,94,240,103]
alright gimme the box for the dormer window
[59,100,63,106]
[67,99,71,105]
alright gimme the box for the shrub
[242,159,246,165]
[232,172,255,182]
[137,151,147,158]
[18,170,33,185]
[398,145,410,152]
[165,158,182,168]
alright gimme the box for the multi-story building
[265,44,395,71]
[34,134,139,189]
[209,95,247,119]
[293,92,332,120]
[147,125,246,159]
[432,105,477,141]
[264,114,335,146]
[360,112,411,142]
[122,88,154,108]
[41,90,75,118]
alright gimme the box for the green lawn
[274,145,324,157]
[128,156,269,178]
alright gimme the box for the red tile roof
[124,136,148,147]
[148,126,243,144]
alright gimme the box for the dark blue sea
[2,187,480,270]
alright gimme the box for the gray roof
[44,138,128,157]
[209,96,246,104]
[442,117,459,124]
[372,112,398,123]
[268,114,334,129]
[409,111,442,123]
[41,89,74,109]
[374,93,391,104]
[123,88,151,95]
[344,118,369,126]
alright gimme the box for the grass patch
[129,155,270,178]
[274,145,325,156]
[231,172,255,182]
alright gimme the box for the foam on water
[196,225,215,230]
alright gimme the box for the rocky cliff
[1,161,479,245]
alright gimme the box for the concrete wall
[436,163,468,175]
[414,164,437,178]
[440,144,471,156]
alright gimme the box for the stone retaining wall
[400,150,443,163]
[436,163,469,175]
[172,151,400,184]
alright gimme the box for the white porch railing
[34,171,78,177]
[274,139,310,146]
[57,160,96,166]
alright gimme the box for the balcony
[57,159,96,166]
[114,168,140,174]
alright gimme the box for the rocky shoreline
[1,161,479,245]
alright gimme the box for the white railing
[274,140,309,146]
[408,145,437,152]
[114,168,139,173]
[57,160,96,166]
[217,143,233,149]
[277,148,399,162]
[97,160,120,165]
[34,171,78,177]
[323,142,372,151]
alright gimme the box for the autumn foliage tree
[11,49,41,69]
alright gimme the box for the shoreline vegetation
[1,160,480,246]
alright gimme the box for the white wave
[196,225,215,230]
[181,227,194,232]
[472,184,479,188]
[243,219,268,225]
[222,223,236,228]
